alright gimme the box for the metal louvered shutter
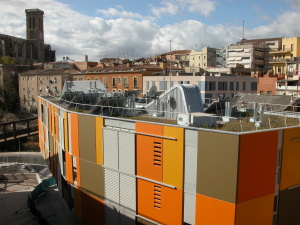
[105,201,119,225]
[184,192,196,225]
[118,132,135,175]
[103,129,119,169]
[68,113,72,154]
[120,174,136,212]
[104,169,119,204]
[184,146,197,193]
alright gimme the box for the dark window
[33,18,35,29]
[273,196,278,212]
[124,77,128,87]
[146,81,149,89]
[152,81,155,87]
[251,82,257,90]
[205,94,212,104]
[268,91,272,94]
[260,91,264,94]
[243,82,246,90]
[133,77,138,87]
[230,82,234,90]
[159,81,167,90]
[112,77,116,87]
[236,82,239,91]
[205,81,216,91]
[291,44,294,51]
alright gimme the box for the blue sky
[1,0,300,61]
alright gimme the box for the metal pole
[169,40,173,119]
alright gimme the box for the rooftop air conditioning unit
[177,112,218,127]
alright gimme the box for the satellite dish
[148,85,157,98]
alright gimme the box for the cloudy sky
[1,0,300,62]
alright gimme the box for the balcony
[276,86,300,91]
[269,58,290,63]
[270,48,291,54]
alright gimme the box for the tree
[0,80,19,112]
[0,56,18,64]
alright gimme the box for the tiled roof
[237,37,282,45]
[82,64,163,72]
[20,68,79,75]
[163,50,191,55]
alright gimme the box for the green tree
[0,56,18,64]
[0,80,19,112]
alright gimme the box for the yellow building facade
[270,37,300,74]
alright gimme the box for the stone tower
[25,9,44,62]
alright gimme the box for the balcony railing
[269,58,290,63]
[270,48,291,53]
[276,86,300,91]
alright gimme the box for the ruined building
[0,9,56,65]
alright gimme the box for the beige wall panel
[79,158,105,200]
[197,131,239,204]
[78,115,96,163]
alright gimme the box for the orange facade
[137,179,183,225]
[65,151,73,184]
[237,131,278,203]
[136,122,163,136]
[195,194,236,225]
[70,113,79,157]
[136,135,163,182]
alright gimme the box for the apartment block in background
[227,37,282,74]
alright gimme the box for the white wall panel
[118,132,135,175]
[103,129,119,169]
[184,192,196,225]
[104,169,119,204]
[184,146,197,193]
[120,174,136,212]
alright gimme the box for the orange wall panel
[51,105,55,135]
[237,131,278,203]
[195,194,236,225]
[136,122,163,136]
[163,126,184,189]
[280,127,300,190]
[76,157,81,189]
[138,179,183,225]
[95,117,104,165]
[65,152,74,185]
[64,111,69,152]
[73,187,82,221]
[137,135,163,182]
[70,113,79,157]
[81,191,105,225]
[55,107,58,141]
[236,193,274,225]
[43,125,46,146]
[49,104,52,134]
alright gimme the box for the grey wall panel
[105,201,119,225]
[120,174,136,212]
[184,192,196,225]
[78,115,96,163]
[197,130,239,204]
[185,129,198,148]
[49,134,54,155]
[80,159,105,199]
[104,169,120,204]
[103,129,119,169]
[119,132,135,175]
[184,146,197,193]
[105,119,135,130]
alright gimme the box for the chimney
[256,72,262,77]
[251,71,255,77]
[127,62,132,67]
[85,55,88,62]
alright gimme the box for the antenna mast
[243,15,244,40]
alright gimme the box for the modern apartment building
[143,74,258,103]
[270,37,300,74]
[227,37,282,73]
[38,94,300,225]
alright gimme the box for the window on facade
[146,81,149,89]
[33,18,35,29]
[103,76,107,87]
[73,78,77,81]
[152,81,155,87]
[112,89,116,92]
[291,44,294,51]
[124,77,128,87]
[112,77,116,87]
[205,81,216,91]
[198,63,200,66]
[204,63,206,66]
[204,56,206,59]
[133,77,138,87]
[291,54,294,60]
[95,77,98,80]
[268,91,272,94]
[184,81,190,84]
[230,82,234,90]
[278,66,281,73]
[199,56,200,59]
[118,89,122,92]
[118,77,122,85]
[251,82,257,90]
[87,77,90,80]
[205,94,212,104]
[260,91,264,94]
[218,82,227,91]
[283,45,285,51]
[79,78,83,81]
[236,82,239,91]
[243,82,246,90]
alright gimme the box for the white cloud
[1,0,300,62]
[115,5,123,10]
[98,8,151,20]
[286,0,300,9]
[150,0,216,18]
